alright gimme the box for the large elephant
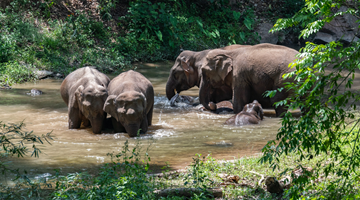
[103,70,154,137]
[199,43,300,117]
[60,67,110,134]
[224,100,264,125]
[165,44,248,104]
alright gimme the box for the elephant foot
[209,102,217,110]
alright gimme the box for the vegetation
[263,0,360,199]
[0,0,304,85]
[0,121,53,199]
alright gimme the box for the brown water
[0,61,286,181]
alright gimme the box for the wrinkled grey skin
[224,100,264,126]
[166,45,248,106]
[200,43,299,117]
[60,67,110,134]
[103,70,154,137]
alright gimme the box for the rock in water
[27,88,43,96]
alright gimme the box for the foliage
[262,0,360,199]
[120,0,259,60]
[52,139,156,199]
[0,0,263,84]
[0,1,129,85]
[0,61,37,85]
[0,121,53,199]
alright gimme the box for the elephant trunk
[166,76,177,100]
[199,78,213,110]
[125,124,141,137]
[90,115,105,134]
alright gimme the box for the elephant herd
[60,43,301,137]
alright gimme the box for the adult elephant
[199,43,300,117]
[60,67,110,134]
[165,44,248,106]
[103,70,154,137]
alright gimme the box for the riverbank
[2,142,357,199]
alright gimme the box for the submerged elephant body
[60,67,110,134]
[166,45,248,105]
[200,43,300,117]
[225,100,264,126]
[104,70,154,137]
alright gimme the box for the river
[0,61,287,182]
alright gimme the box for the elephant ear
[140,94,147,116]
[71,85,84,109]
[180,56,194,79]
[215,54,233,81]
[103,95,118,120]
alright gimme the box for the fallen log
[154,187,223,198]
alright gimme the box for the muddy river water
[0,61,289,181]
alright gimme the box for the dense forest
[1,0,360,199]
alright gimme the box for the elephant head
[74,83,108,134]
[166,50,209,100]
[200,51,233,110]
[103,91,147,137]
[242,100,264,120]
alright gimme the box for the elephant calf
[60,67,110,134]
[225,100,264,126]
[103,70,154,137]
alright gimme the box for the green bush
[117,0,259,61]
[262,0,360,199]
[0,121,53,199]
[0,61,36,84]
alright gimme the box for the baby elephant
[225,100,264,126]
[60,67,110,134]
[103,70,154,137]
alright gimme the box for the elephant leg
[271,90,288,117]
[147,105,153,126]
[112,117,126,133]
[82,117,90,127]
[140,117,148,134]
[233,84,251,114]
[68,107,82,129]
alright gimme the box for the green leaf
[155,30,163,41]
[244,17,253,30]
[239,32,245,41]
[233,11,241,21]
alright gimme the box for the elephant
[199,43,300,117]
[103,70,154,137]
[60,67,110,134]
[166,44,248,106]
[224,100,264,125]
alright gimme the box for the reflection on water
[0,61,283,181]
